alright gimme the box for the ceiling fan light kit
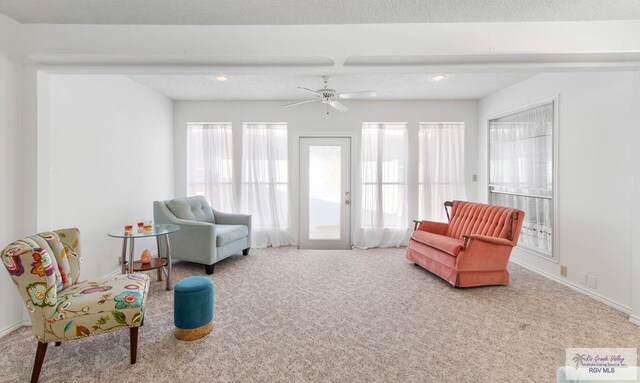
[283,75,377,114]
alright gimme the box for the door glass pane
[309,145,341,239]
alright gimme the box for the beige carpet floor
[1,247,639,383]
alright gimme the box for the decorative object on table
[174,276,214,341]
[140,249,152,264]
[124,225,133,235]
[107,224,179,291]
[154,196,251,275]
[137,221,144,233]
[407,200,524,287]
[0,228,149,383]
[143,221,153,232]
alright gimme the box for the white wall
[174,100,478,242]
[45,75,174,280]
[478,72,636,312]
[0,13,26,336]
[631,71,640,324]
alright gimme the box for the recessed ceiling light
[215,75,228,82]
[430,74,448,82]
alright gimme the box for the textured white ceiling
[1,0,639,24]
[127,73,534,101]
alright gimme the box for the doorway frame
[297,132,356,250]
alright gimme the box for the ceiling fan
[283,76,377,114]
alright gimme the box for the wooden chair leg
[54,342,61,347]
[205,264,214,275]
[31,342,48,383]
[242,248,250,256]
[130,327,139,364]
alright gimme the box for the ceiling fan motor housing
[282,76,376,111]
[319,89,336,100]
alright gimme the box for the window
[353,123,408,248]
[241,123,292,247]
[489,100,556,257]
[418,123,466,222]
[186,123,235,212]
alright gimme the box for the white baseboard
[510,258,633,315]
[104,267,122,278]
[630,315,640,326]
[0,320,24,338]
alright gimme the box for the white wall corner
[630,70,640,325]
[22,66,41,234]
[36,70,52,232]
[0,320,24,338]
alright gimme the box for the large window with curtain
[353,123,408,249]
[186,123,236,212]
[241,123,292,248]
[489,100,555,258]
[418,122,466,222]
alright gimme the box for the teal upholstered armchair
[153,196,251,274]
[1,228,149,383]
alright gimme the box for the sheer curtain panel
[418,123,466,222]
[186,123,236,212]
[489,102,554,256]
[241,123,294,248]
[353,123,409,249]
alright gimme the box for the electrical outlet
[587,275,597,289]
[579,271,588,285]
[560,265,567,277]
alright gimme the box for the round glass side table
[108,224,180,291]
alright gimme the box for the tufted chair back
[165,195,216,223]
[446,200,523,243]
[1,228,82,338]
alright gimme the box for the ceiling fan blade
[337,91,377,99]
[329,100,348,112]
[298,87,321,96]
[282,99,320,108]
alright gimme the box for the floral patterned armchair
[1,228,150,383]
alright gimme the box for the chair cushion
[175,276,213,294]
[408,239,457,269]
[411,231,464,256]
[216,224,249,247]
[166,196,215,223]
[44,273,149,342]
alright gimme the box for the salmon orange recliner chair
[407,200,524,287]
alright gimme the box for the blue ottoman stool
[174,276,214,341]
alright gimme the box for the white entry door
[299,137,351,249]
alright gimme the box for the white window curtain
[241,123,294,248]
[353,123,409,249]
[418,123,466,222]
[186,123,236,212]
[489,102,554,255]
